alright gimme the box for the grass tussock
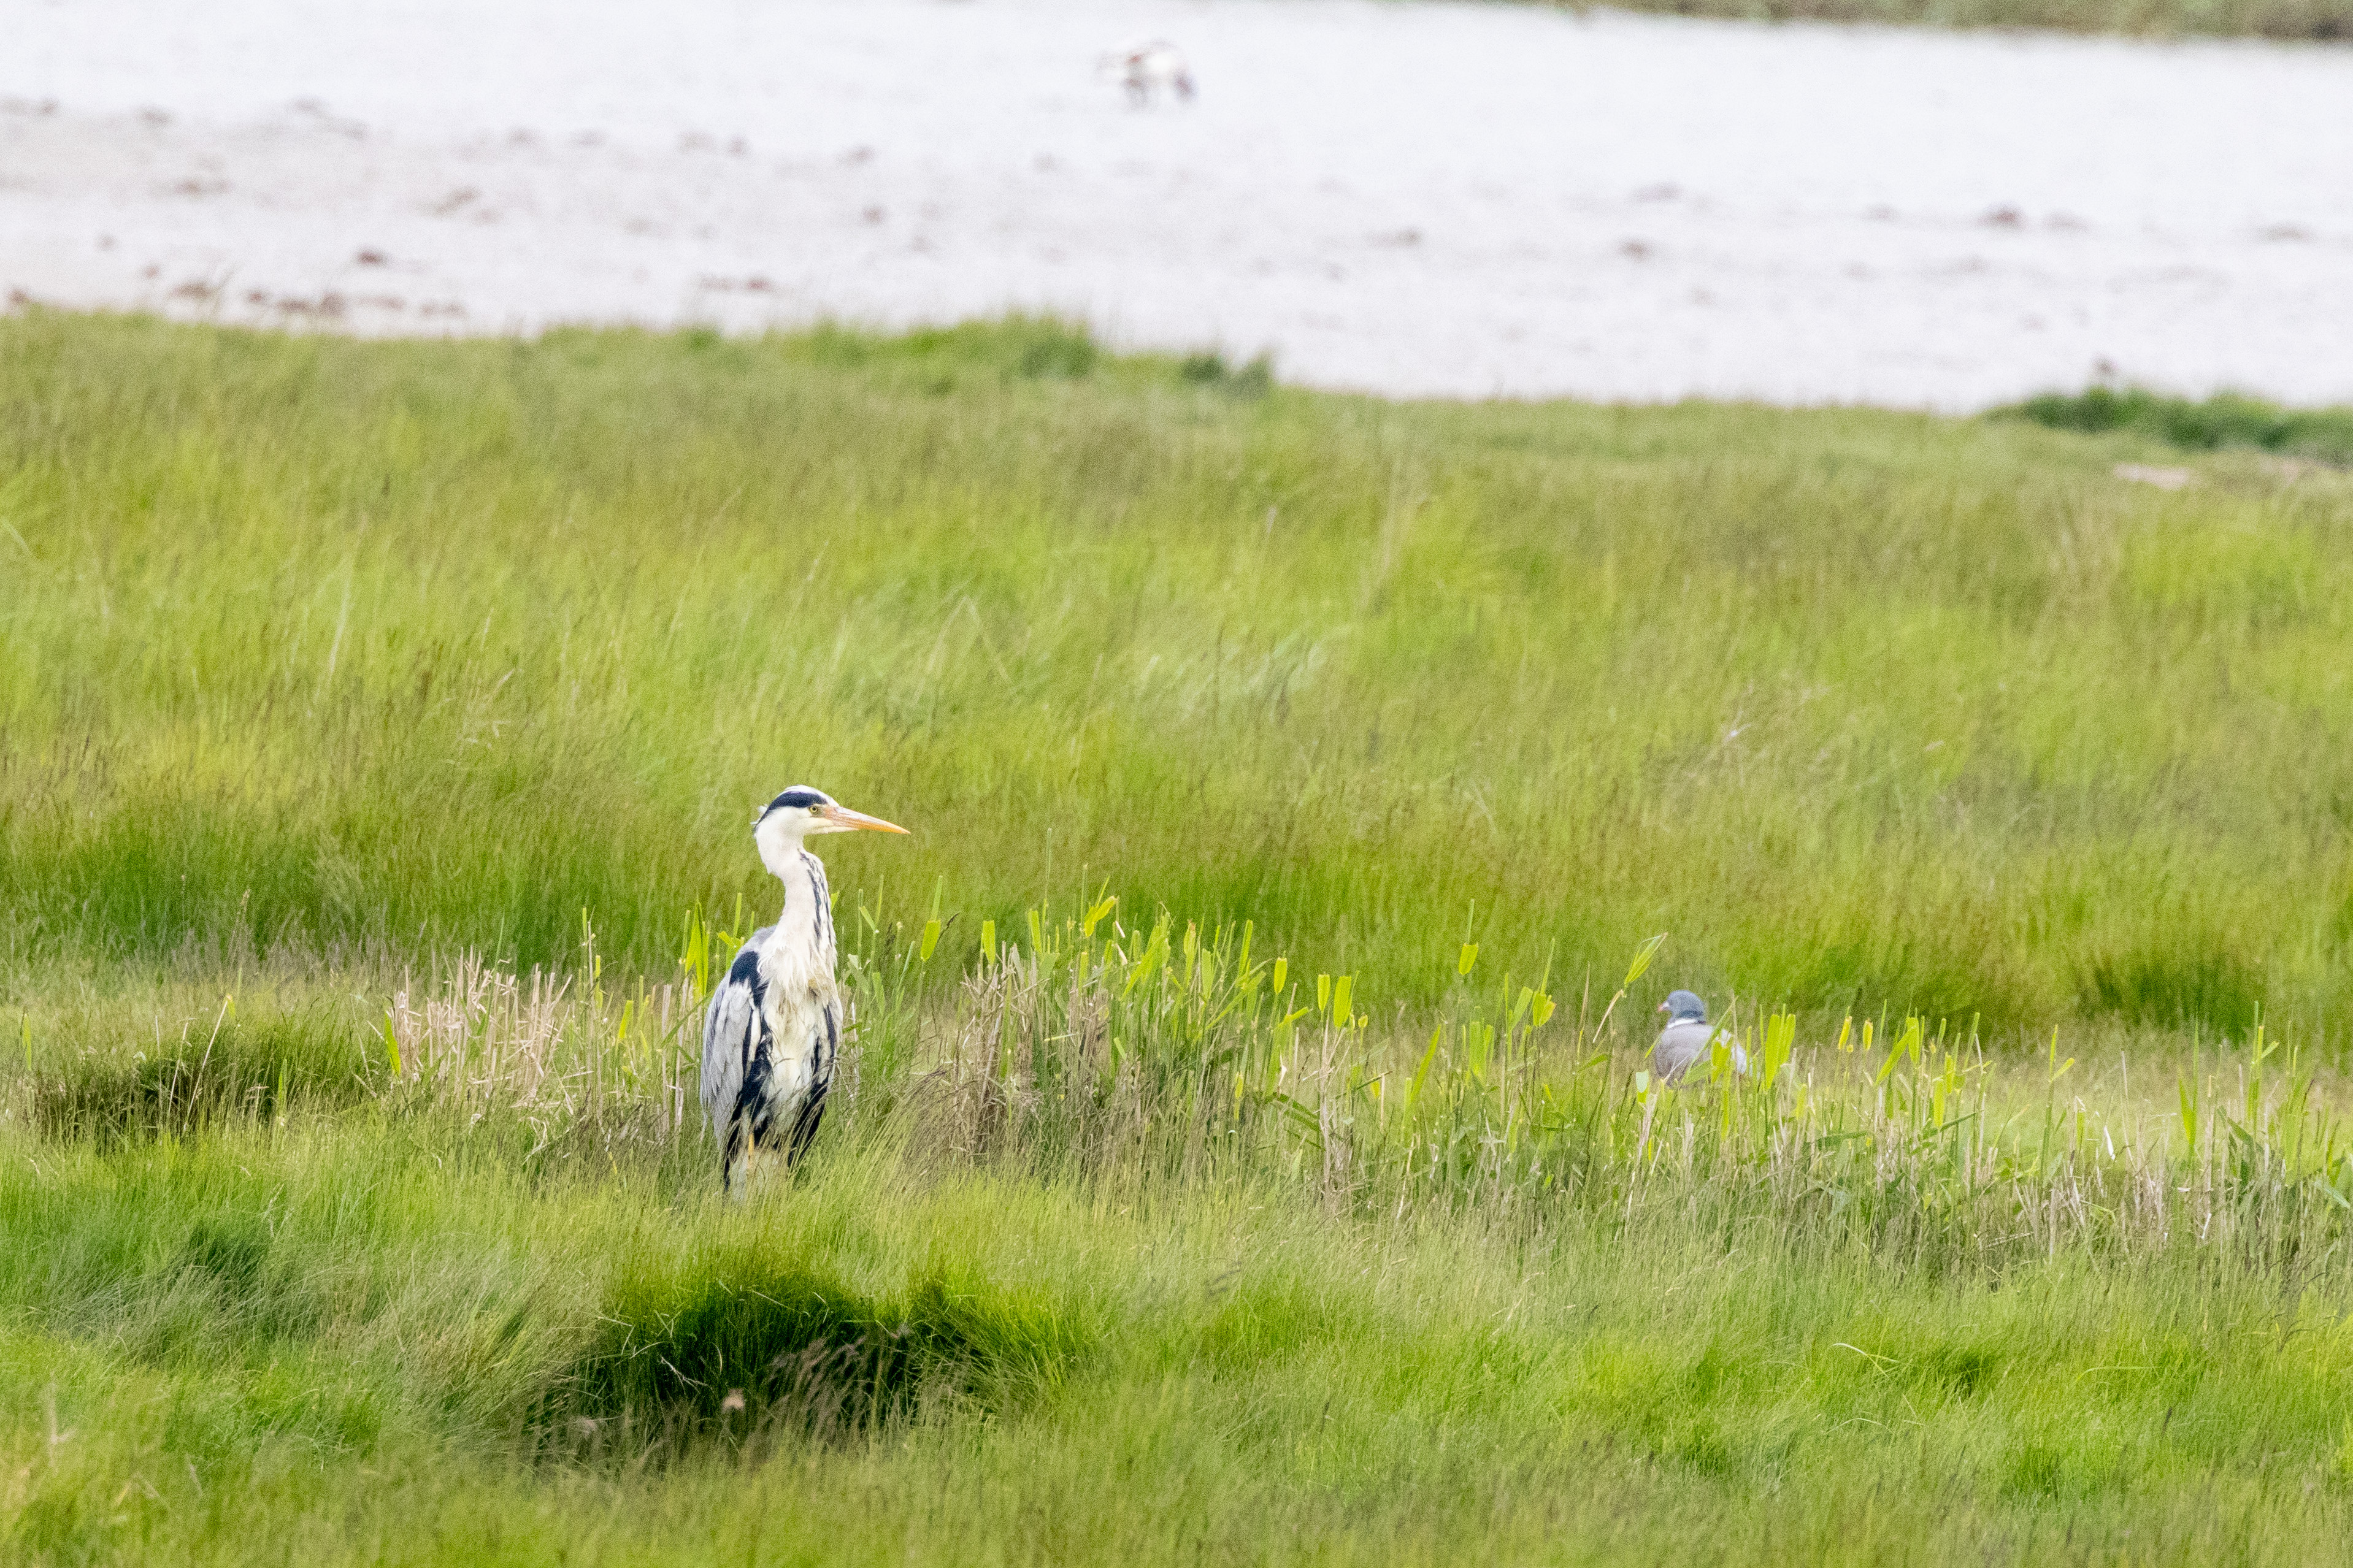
[555,1252,1081,1450]
[2003,386,2353,467]
[26,1000,380,1144]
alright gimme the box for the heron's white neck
[754,822,835,971]
[754,817,813,883]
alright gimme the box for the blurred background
[6,0,2350,408]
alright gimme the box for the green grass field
[5,313,2353,1565]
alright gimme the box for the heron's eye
[808,805,823,817]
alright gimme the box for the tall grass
[6,313,2352,1041]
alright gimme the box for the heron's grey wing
[699,976,750,1138]
[1651,1019,1714,1080]
[699,930,772,1136]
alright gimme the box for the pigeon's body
[1650,1016,1717,1080]
[1652,989,1748,1082]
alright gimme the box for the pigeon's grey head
[1659,989,1707,1024]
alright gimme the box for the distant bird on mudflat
[1102,40,1194,105]
[701,786,908,1194]
[1652,989,1748,1083]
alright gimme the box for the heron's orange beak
[821,803,910,835]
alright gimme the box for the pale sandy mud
[4,0,2349,407]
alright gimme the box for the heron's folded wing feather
[699,981,750,1134]
[700,931,772,1134]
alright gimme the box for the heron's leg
[784,1095,827,1167]
[721,1115,753,1198]
[732,1105,796,1196]
[724,1045,776,1198]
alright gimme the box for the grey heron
[1652,990,1748,1083]
[701,786,908,1193]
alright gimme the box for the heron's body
[700,854,840,1188]
[700,787,905,1194]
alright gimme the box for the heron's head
[751,786,908,873]
[1659,989,1707,1025]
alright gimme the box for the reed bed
[52,906,2329,1274]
